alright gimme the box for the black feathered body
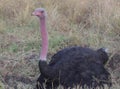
[37,47,111,89]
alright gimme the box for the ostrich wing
[49,46,103,66]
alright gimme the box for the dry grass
[0,0,120,89]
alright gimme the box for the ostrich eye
[41,11,44,13]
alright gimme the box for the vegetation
[0,0,120,88]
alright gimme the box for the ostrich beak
[31,11,42,16]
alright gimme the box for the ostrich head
[32,8,47,19]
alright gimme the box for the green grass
[8,43,19,53]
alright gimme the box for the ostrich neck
[39,18,57,78]
[39,18,48,61]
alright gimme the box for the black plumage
[36,47,111,89]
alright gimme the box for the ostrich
[32,8,111,89]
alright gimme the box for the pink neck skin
[39,17,48,61]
